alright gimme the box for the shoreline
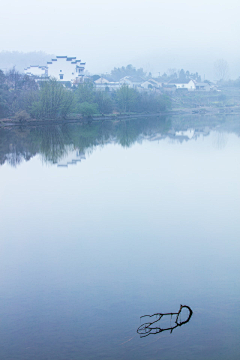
[1,106,239,128]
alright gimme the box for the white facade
[47,56,85,82]
[173,80,196,91]
[94,77,120,91]
[119,76,144,89]
[141,80,162,89]
[24,65,47,77]
[24,56,86,83]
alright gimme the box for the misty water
[0,115,240,360]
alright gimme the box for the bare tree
[214,59,229,80]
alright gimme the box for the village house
[162,84,177,93]
[195,82,211,91]
[24,56,86,84]
[94,77,120,91]
[141,79,162,90]
[24,65,48,77]
[119,76,144,89]
[168,79,196,91]
[47,56,85,83]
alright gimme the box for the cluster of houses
[93,76,216,92]
[24,55,216,93]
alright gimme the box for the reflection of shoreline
[1,114,239,168]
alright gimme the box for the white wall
[24,66,46,77]
[47,56,85,82]
[175,80,196,90]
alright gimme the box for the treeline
[0,68,171,120]
[218,78,240,88]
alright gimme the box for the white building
[24,65,48,77]
[24,56,86,84]
[119,76,144,89]
[94,77,120,91]
[195,82,211,91]
[168,79,196,91]
[47,56,85,83]
[141,79,162,90]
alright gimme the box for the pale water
[0,116,240,359]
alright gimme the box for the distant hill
[0,51,55,73]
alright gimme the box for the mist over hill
[0,51,55,72]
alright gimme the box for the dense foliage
[30,79,74,119]
[110,64,146,81]
[0,68,172,120]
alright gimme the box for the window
[60,74,63,80]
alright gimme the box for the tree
[110,64,146,81]
[214,59,229,81]
[0,70,9,118]
[77,102,98,117]
[74,82,95,105]
[0,88,9,118]
[91,75,101,82]
[116,85,138,112]
[5,67,22,90]
[94,91,113,114]
[30,79,73,119]
[178,69,186,81]
[0,70,6,88]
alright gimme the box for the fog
[1,0,240,78]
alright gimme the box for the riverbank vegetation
[1,66,240,122]
[0,68,171,120]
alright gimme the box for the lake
[0,115,240,359]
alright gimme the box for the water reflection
[1,114,240,167]
[137,305,193,338]
[0,116,171,166]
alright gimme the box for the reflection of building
[57,151,86,168]
[24,56,86,84]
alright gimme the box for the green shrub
[77,102,99,117]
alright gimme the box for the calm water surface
[0,116,240,359]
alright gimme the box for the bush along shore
[0,69,172,122]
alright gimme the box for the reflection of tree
[212,131,228,150]
[116,120,140,148]
[33,126,71,163]
[0,127,37,167]
[0,116,171,167]
[137,305,193,337]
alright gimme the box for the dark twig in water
[137,304,193,338]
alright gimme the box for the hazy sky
[1,0,240,78]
